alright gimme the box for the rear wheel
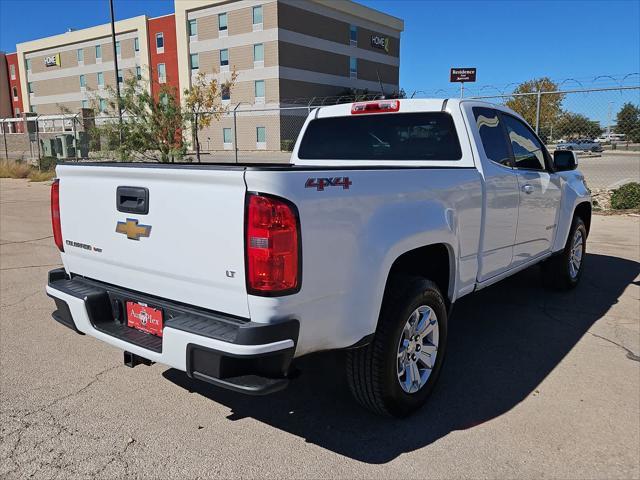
[543,216,587,290]
[346,276,448,417]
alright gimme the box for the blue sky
[1,0,638,112]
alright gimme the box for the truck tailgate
[56,165,249,318]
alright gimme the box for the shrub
[0,161,31,179]
[0,160,56,182]
[39,156,58,171]
[281,140,295,152]
[28,170,56,182]
[611,182,640,210]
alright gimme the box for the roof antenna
[376,70,386,99]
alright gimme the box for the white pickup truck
[47,99,591,417]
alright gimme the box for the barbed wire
[409,72,640,99]
[274,73,640,106]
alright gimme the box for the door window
[473,107,511,166]
[502,114,546,171]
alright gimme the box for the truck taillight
[51,179,64,252]
[246,193,301,295]
[351,99,400,114]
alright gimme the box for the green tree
[183,70,237,162]
[505,78,565,131]
[89,75,186,162]
[553,112,603,139]
[615,102,640,143]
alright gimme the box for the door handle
[521,184,534,194]
[117,186,149,214]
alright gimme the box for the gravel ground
[1,178,638,479]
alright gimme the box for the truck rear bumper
[46,269,298,395]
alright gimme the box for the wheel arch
[383,243,454,309]
[574,201,592,237]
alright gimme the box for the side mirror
[553,149,578,171]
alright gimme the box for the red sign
[450,68,477,83]
[126,301,164,337]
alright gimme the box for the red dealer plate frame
[126,301,164,337]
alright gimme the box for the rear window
[298,112,462,161]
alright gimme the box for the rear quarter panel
[245,167,482,356]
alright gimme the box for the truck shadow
[163,253,639,463]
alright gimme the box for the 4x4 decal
[305,177,352,191]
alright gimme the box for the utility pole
[606,101,613,139]
[109,0,123,146]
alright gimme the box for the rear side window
[501,114,546,171]
[473,107,511,166]
[298,112,462,161]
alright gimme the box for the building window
[136,66,142,80]
[77,48,84,63]
[27,82,33,94]
[350,25,358,45]
[81,100,88,109]
[99,99,107,112]
[30,105,36,114]
[220,49,229,67]
[156,33,164,52]
[79,74,86,88]
[157,63,166,83]
[115,41,121,57]
[218,13,228,31]
[188,19,198,37]
[223,128,232,144]
[253,43,264,63]
[97,72,104,87]
[256,126,266,147]
[15,108,20,116]
[252,6,263,26]
[160,93,169,106]
[95,45,102,60]
[134,37,140,52]
[349,57,357,78]
[117,69,123,84]
[25,59,31,71]
[9,64,15,79]
[254,80,265,101]
[12,86,18,100]
[221,85,230,101]
[190,53,199,71]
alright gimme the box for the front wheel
[542,216,587,290]
[346,276,448,417]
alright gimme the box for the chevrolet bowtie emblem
[116,218,152,241]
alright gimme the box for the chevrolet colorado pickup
[46,99,591,417]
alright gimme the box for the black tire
[542,216,587,290]
[346,276,448,417]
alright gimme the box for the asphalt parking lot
[1,178,639,479]
[577,152,640,189]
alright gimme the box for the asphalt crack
[0,235,53,246]
[1,365,122,477]
[1,289,42,308]
[541,304,640,362]
[587,331,640,362]
[0,263,62,271]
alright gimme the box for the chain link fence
[2,86,638,199]
[467,86,640,194]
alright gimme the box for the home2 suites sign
[44,53,61,67]
[370,35,390,53]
